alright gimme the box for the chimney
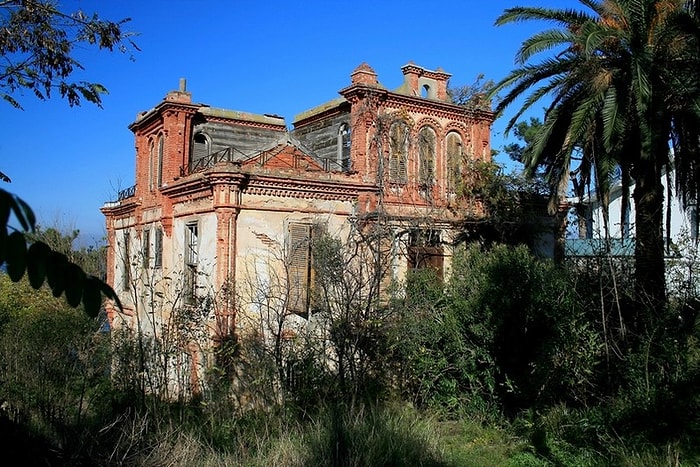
[165,77,192,103]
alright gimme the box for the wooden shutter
[389,122,408,183]
[288,223,311,315]
[446,133,462,193]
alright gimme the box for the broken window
[407,229,443,281]
[389,121,409,184]
[184,222,199,305]
[337,123,351,172]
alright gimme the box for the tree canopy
[0,0,136,109]
[490,0,700,314]
[0,1,132,316]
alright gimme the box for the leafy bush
[393,244,603,414]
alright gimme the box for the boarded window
[389,122,409,184]
[154,227,163,268]
[418,127,436,187]
[407,229,443,281]
[184,222,199,305]
[446,132,463,193]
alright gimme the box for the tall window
[154,227,163,268]
[184,222,199,305]
[122,231,131,291]
[287,223,324,317]
[192,132,209,163]
[143,228,151,269]
[337,123,351,172]
[157,134,164,188]
[148,140,155,191]
[389,121,409,184]
[446,132,463,194]
[418,126,436,188]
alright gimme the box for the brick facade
[101,63,493,395]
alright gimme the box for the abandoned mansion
[101,63,493,385]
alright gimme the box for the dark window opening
[143,229,150,269]
[122,231,131,291]
[407,229,443,281]
[154,227,163,268]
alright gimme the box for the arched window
[418,126,436,187]
[148,140,155,191]
[446,132,463,193]
[337,123,351,171]
[421,84,430,98]
[156,134,164,188]
[192,132,210,163]
[389,121,409,184]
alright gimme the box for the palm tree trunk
[632,155,667,325]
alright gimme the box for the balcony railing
[117,184,136,201]
[188,147,245,174]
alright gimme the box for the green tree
[490,0,700,319]
[0,1,133,315]
[0,0,136,109]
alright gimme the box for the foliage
[394,244,603,414]
[447,73,495,112]
[502,117,544,166]
[490,0,700,310]
[0,274,114,461]
[0,189,120,317]
[0,0,136,109]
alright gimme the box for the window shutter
[389,122,408,184]
[288,223,311,314]
[446,133,462,193]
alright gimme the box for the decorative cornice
[384,92,494,124]
[100,198,140,217]
[246,175,376,201]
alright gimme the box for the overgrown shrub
[393,244,603,414]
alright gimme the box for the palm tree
[491,0,700,323]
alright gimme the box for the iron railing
[117,184,136,201]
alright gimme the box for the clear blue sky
[1,0,578,244]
